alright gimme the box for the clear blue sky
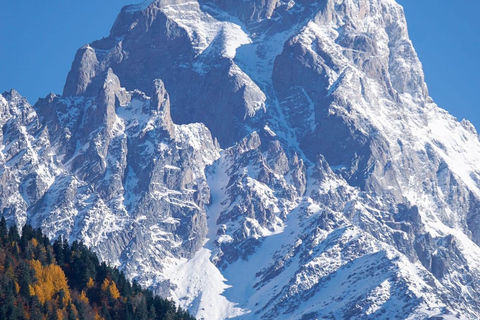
[1,0,479,130]
[0,0,138,99]
[398,0,480,130]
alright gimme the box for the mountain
[2,0,480,318]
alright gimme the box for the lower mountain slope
[0,217,194,320]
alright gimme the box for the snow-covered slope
[2,0,480,318]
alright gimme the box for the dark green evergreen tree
[0,216,7,243]
[17,261,33,296]
[8,224,20,243]
[66,302,76,320]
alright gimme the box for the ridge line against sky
[0,0,479,130]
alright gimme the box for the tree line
[0,217,195,320]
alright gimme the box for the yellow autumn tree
[100,278,121,300]
[79,290,89,304]
[87,277,95,289]
[101,278,109,292]
[109,281,120,300]
[29,284,35,297]
[29,259,71,305]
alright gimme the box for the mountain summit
[2,0,480,319]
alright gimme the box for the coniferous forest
[0,217,195,320]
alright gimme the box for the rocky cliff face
[3,0,480,319]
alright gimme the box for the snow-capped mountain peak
[2,0,480,319]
